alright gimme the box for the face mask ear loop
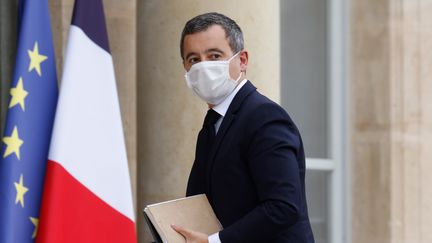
[228,51,241,62]
[229,52,242,83]
[234,70,243,83]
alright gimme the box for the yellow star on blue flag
[9,77,29,111]
[14,174,29,208]
[28,42,48,76]
[2,126,24,160]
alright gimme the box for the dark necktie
[186,109,221,196]
[203,109,221,139]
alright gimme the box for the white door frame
[305,0,349,242]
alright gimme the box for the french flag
[36,0,137,242]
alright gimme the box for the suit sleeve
[219,103,303,243]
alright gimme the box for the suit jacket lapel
[205,81,257,197]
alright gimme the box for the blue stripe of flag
[72,0,110,53]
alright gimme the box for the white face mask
[185,52,242,105]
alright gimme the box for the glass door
[281,0,347,242]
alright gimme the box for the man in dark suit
[172,12,315,243]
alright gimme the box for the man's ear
[240,50,249,72]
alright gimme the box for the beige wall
[350,0,392,241]
[350,0,432,242]
[136,1,280,241]
[388,1,432,242]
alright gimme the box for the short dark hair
[180,12,244,59]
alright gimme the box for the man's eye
[209,54,221,60]
[188,58,199,64]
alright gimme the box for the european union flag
[0,0,58,242]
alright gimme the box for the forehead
[183,25,232,56]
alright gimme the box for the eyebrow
[184,48,225,61]
[205,48,224,55]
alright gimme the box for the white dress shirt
[212,79,247,133]
[207,79,247,243]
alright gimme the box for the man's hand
[171,224,209,243]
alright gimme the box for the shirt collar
[213,79,247,117]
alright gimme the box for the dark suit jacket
[187,81,315,243]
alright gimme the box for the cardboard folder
[143,194,222,243]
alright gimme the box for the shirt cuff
[208,232,221,243]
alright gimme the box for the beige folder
[143,194,222,243]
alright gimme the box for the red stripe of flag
[36,161,136,243]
